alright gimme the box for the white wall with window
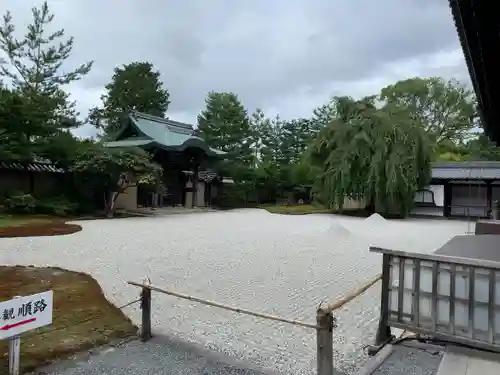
[412,184,444,216]
[414,185,444,206]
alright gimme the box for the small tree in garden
[71,146,162,217]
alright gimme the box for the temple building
[103,111,231,210]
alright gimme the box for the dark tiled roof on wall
[432,161,500,179]
[0,161,64,173]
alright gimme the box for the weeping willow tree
[307,96,432,217]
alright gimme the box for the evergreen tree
[88,61,170,136]
[0,2,92,130]
[311,97,336,130]
[279,118,313,164]
[0,85,27,160]
[197,91,253,168]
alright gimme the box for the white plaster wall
[414,185,444,206]
[429,185,444,207]
[412,184,444,217]
[115,185,138,210]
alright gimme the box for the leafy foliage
[280,118,314,164]
[2,0,499,217]
[4,193,36,214]
[0,2,92,132]
[71,146,162,188]
[308,97,432,216]
[71,145,162,216]
[250,110,285,165]
[465,134,500,161]
[310,96,358,132]
[35,196,79,216]
[0,2,92,166]
[380,77,476,145]
[198,92,253,156]
[88,61,170,136]
[197,91,254,179]
[0,86,31,160]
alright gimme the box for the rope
[322,273,382,313]
[128,281,321,330]
[119,298,141,309]
[18,298,141,340]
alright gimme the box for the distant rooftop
[0,160,64,173]
[432,161,500,168]
[432,161,500,180]
[130,112,194,134]
[104,112,225,157]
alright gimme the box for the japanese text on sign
[0,290,53,340]
[2,298,48,321]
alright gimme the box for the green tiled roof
[103,138,153,148]
[104,112,225,156]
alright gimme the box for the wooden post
[375,254,392,345]
[8,296,21,375]
[443,182,452,217]
[486,180,492,218]
[316,306,334,375]
[140,287,152,341]
[192,164,199,208]
[8,335,20,375]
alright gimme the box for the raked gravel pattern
[0,209,471,374]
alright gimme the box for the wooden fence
[128,274,381,375]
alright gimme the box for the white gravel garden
[0,209,471,374]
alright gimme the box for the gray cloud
[1,0,469,138]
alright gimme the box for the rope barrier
[322,273,382,313]
[128,281,321,330]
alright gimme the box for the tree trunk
[105,191,121,217]
[366,200,375,215]
[105,176,129,217]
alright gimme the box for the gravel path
[35,334,284,375]
[0,210,471,374]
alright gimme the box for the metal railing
[128,274,380,375]
[371,246,500,353]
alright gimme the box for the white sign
[0,290,53,340]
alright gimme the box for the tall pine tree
[88,61,170,136]
[0,1,93,163]
[197,91,253,168]
[279,118,313,164]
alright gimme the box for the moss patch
[0,214,57,228]
[0,215,82,238]
[258,204,334,215]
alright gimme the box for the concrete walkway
[34,335,282,375]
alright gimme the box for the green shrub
[258,203,332,215]
[215,184,247,208]
[36,196,79,217]
[5,192,36,214]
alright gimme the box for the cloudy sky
[1,0,469,138]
